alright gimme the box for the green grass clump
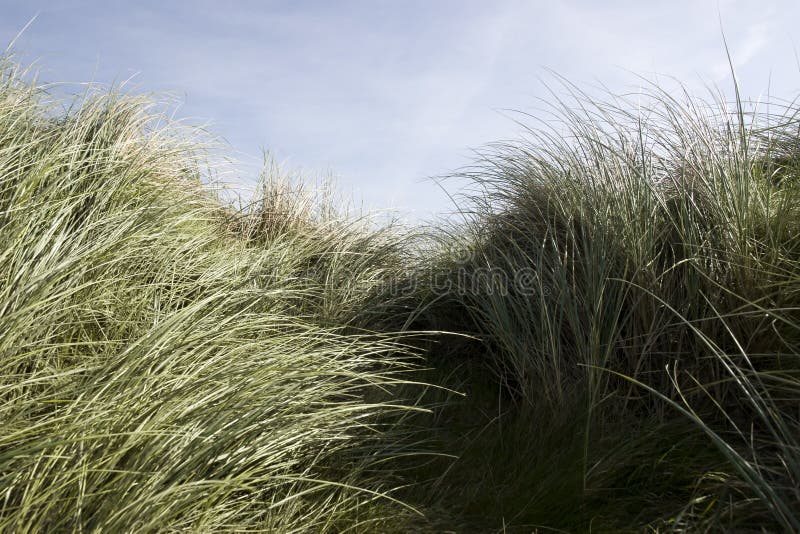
[0,59,424,532]
[413,77,800,530]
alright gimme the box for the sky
[1,0,800,220]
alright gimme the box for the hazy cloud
[1,0,799,219]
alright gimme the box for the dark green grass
[408,77,800,530]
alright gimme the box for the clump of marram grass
[0,58,427,532]
[412,77,800,530]
[231,163,423,333]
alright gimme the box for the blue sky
[2,1,800,219]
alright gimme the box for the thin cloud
[1,0,799,219]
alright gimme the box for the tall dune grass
[415,78,800,530]
[0,58,424,532]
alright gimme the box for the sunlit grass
[0,57,425,532]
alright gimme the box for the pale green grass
[0,57,425,532]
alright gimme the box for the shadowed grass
[411,75,800,530]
